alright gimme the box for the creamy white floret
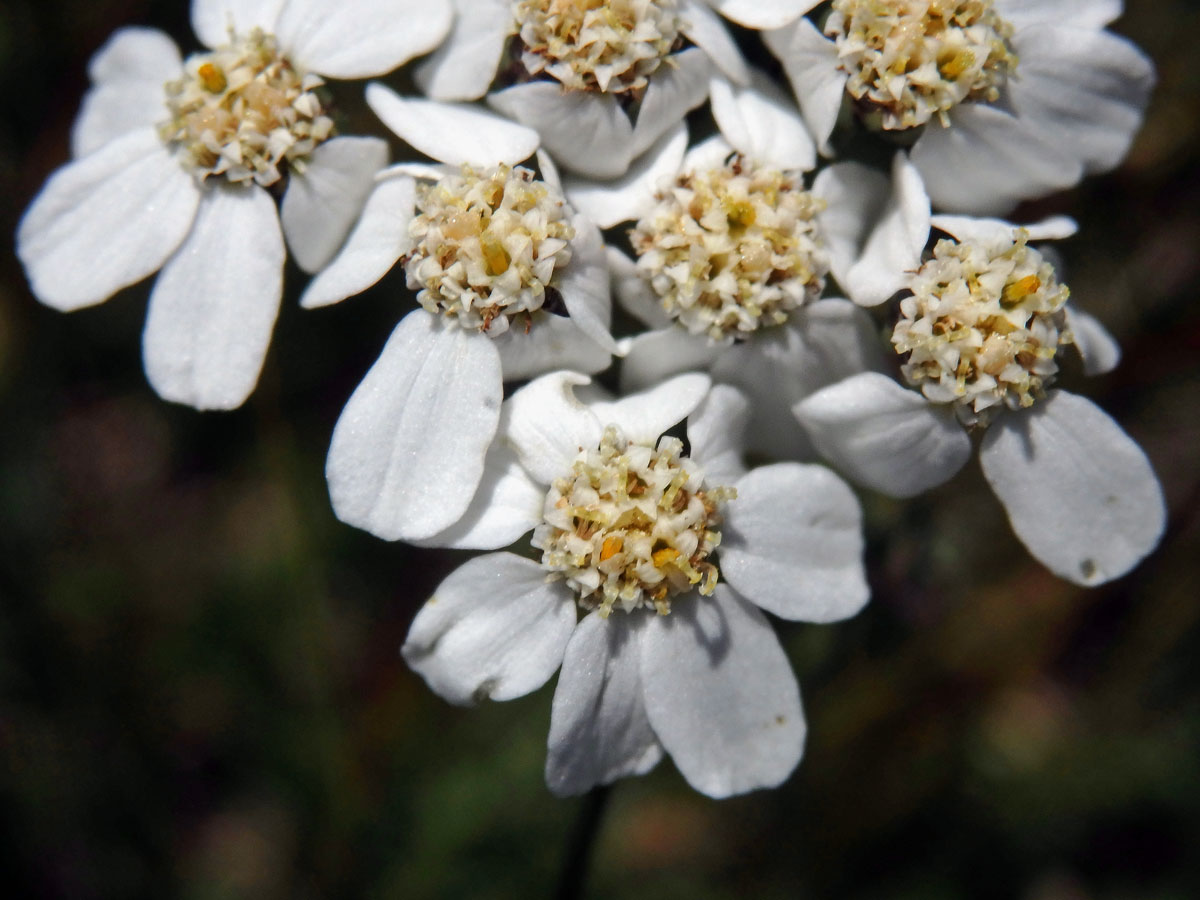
[630,154,828,342]
[892,232,1072,426]
[512,0,682,94]
[532,425,735,617]
[827,0,1017,130]
[160,28,332,187]
[404,164,576,335]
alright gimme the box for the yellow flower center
[630,154,828,342]
[892,232,1073,426]
[404,165,577,335]
[511,0,681,94]
[827,0,1018,130]
[160,29,332,186]
[532,426,734,616]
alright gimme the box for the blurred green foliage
[2,1,1200,898]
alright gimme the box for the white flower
[568,98,925,458]
[765,0,1154,213]
[414,0,753,178]
[319,153,618,544]
[400,372,869,797]
[17,0,452,410]
[795,216,1165,586]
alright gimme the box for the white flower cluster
[17,0,1165,800]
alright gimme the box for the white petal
[546,613,663,796]
[1009,26,1154,175]
[630,48,713,159]
[722,463,868,622]
[979,391,1165,586]
[502,372,602,485]
[640,587,806,798]
[911,105,1083,215]
[493,314,612,381]
[18,128,198,311]
[490,84,633,178]
[619,328,721,393]
[326,312,503,541]
[994,0,1121,29]
[930,213,1078,247]
[609,248,673,329]
[763,17,846,154]
[564,123,687,228]
[706,0,816,29]
[191,0,285,49]
[417,443,544,550]
[143,184,284,410]
[687,384,750,483]
[368,85,540,167]
[298,175,415,309]
[536,149,563,193]
[709,72,816,171]
[72,28,179,157]
[794,372,971,497]
[556,214,617,354]
[1065,306,1121,376]
[682,134,737,172]
[281,136,388,273]
[815,152,930,307]
[402,554,576,705]
[678,2,750,85]
[588,373,711,446]
[276,0,452,78]
[708,300,888,459]
[415,0,509,100]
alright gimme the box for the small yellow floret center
[511,0,681,94]
[827,0,1018,130]
[532,426,734,616]
[161,29,332,186]
[892,232,1073,426]
[404,165,577,335]
[630,154,828,342]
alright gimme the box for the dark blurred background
[2,1,1199,897]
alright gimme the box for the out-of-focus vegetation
[1,1,1198,897]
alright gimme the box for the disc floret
[532,426,735,617]
[827,0,1018,130]
[160,28,332,186]
[630,154,828,342]
[512,0,682,94]
[404,165,577,334]
[892,232,1073,426]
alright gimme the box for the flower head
[765,0,1155,212]
[399,373,869,797]
[795,215,1166,586]
[18,0,453,409]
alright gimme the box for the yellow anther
[481,235,511,275]
[600,536,623,561]
[652,546,679,567]
[1002,274,1041,305]
[198,62,227,93]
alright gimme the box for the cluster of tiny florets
[630,155,828,342]
[160,29,332,186]
[511,0,682,94]
[532,426,735,616]
[892,232,1073,426]
[827,0,1018,129]
[404,165,576,335]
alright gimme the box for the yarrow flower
[401,372,869,797]
[17,0,452,409]
[795,215,1165,586]
[413,0,756,178]
[316,138,618,544]
[765,0,1155,213]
